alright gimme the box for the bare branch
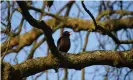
[1,17,133,55]
[96,10,133,21]
[17,1,65,60]
[2,49,132,79]
[81,1,133,44]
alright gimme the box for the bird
[56,31,71,73]
[57,31,71,53]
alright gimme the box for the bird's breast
[58,37,70,52]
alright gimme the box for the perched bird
[57,31,71,52]
[56,31,71,73]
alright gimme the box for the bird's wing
[57,37,62,50]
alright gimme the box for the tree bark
[2,49,133,80]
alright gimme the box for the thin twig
[81,1,122,44]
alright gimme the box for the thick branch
[1,17,133,55]
[3,49,133,79]
[1,28,43,55]
[17,1,65,60]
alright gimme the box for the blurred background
[1,1,133,80]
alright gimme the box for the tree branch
[81,1,133,44]
[2,49,133,79]
[1,28,43,56]
[17,1,64,59]
[1,17,133,55]
[96,10,133,21]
